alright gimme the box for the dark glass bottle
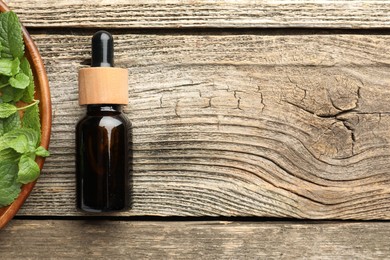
[76,104,131,212]
[76,31,131,212]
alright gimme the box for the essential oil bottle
[76,31,131,212]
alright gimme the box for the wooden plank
[13,32,390,219]
[1,220,390,259]
[7,0,390,29]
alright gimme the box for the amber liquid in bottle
[76,104,131,212]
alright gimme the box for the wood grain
[12,32,390,219]
[1,220,390,259]
[6,0,390,29]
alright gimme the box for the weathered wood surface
[6,0,390,29]
[1,220,390,259]
[12,32,390,219]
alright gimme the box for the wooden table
[1,1,390,258]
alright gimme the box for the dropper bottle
[76,31,131,212]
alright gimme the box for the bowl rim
[0,1,52,229]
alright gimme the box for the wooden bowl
[0,2,52,229]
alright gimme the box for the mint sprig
[0,11,24,59]
[0,11,49,207]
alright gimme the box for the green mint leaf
[0,160,21,207]
[8,134,28,153]
[0,11,24,59]
[0,128,39,153]
[9,72,29,89]
[1,85,24,102]
[35,146,49,157]
[0,59,13,76]
[0,185,20,207]
[22,102,40,139]
[0,74,9,88]
[0,102,17,118]
[0,148,20,161]
[21,128,39,151]
[0,86,13,102]
[20,57,34,102]
[17,154,40,184]
[0,58,19,76]
[0,111,21,136]
[11,58,20,75]
[3,111,21,134]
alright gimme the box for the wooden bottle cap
[78,67,128,105]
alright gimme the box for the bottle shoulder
[77,112,131,128]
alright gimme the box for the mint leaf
[22,102,40,134]
[20,57,34,102]
[8,134,28,153]
[3,111,21,133]
[9,72,29,89]
[0,102,17,118]
[0,12,24,59]
[11,58,20,75]
[1,85,24,102]
[0,58,18,76]
[0,86,14,102]
[0,73,9,88]
[0,154,21,200]
[0,160,21,207]
[0,148,19,162]
[19,128,39,151]
[17,154,40,184]
[0,112,20,136]
[0,59,13,76]
[35,146,49,157]
[0,128,39,153]
[0,184,20,207]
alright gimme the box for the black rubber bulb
[91,30,114,67]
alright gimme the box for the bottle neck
[87,104,122,114]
